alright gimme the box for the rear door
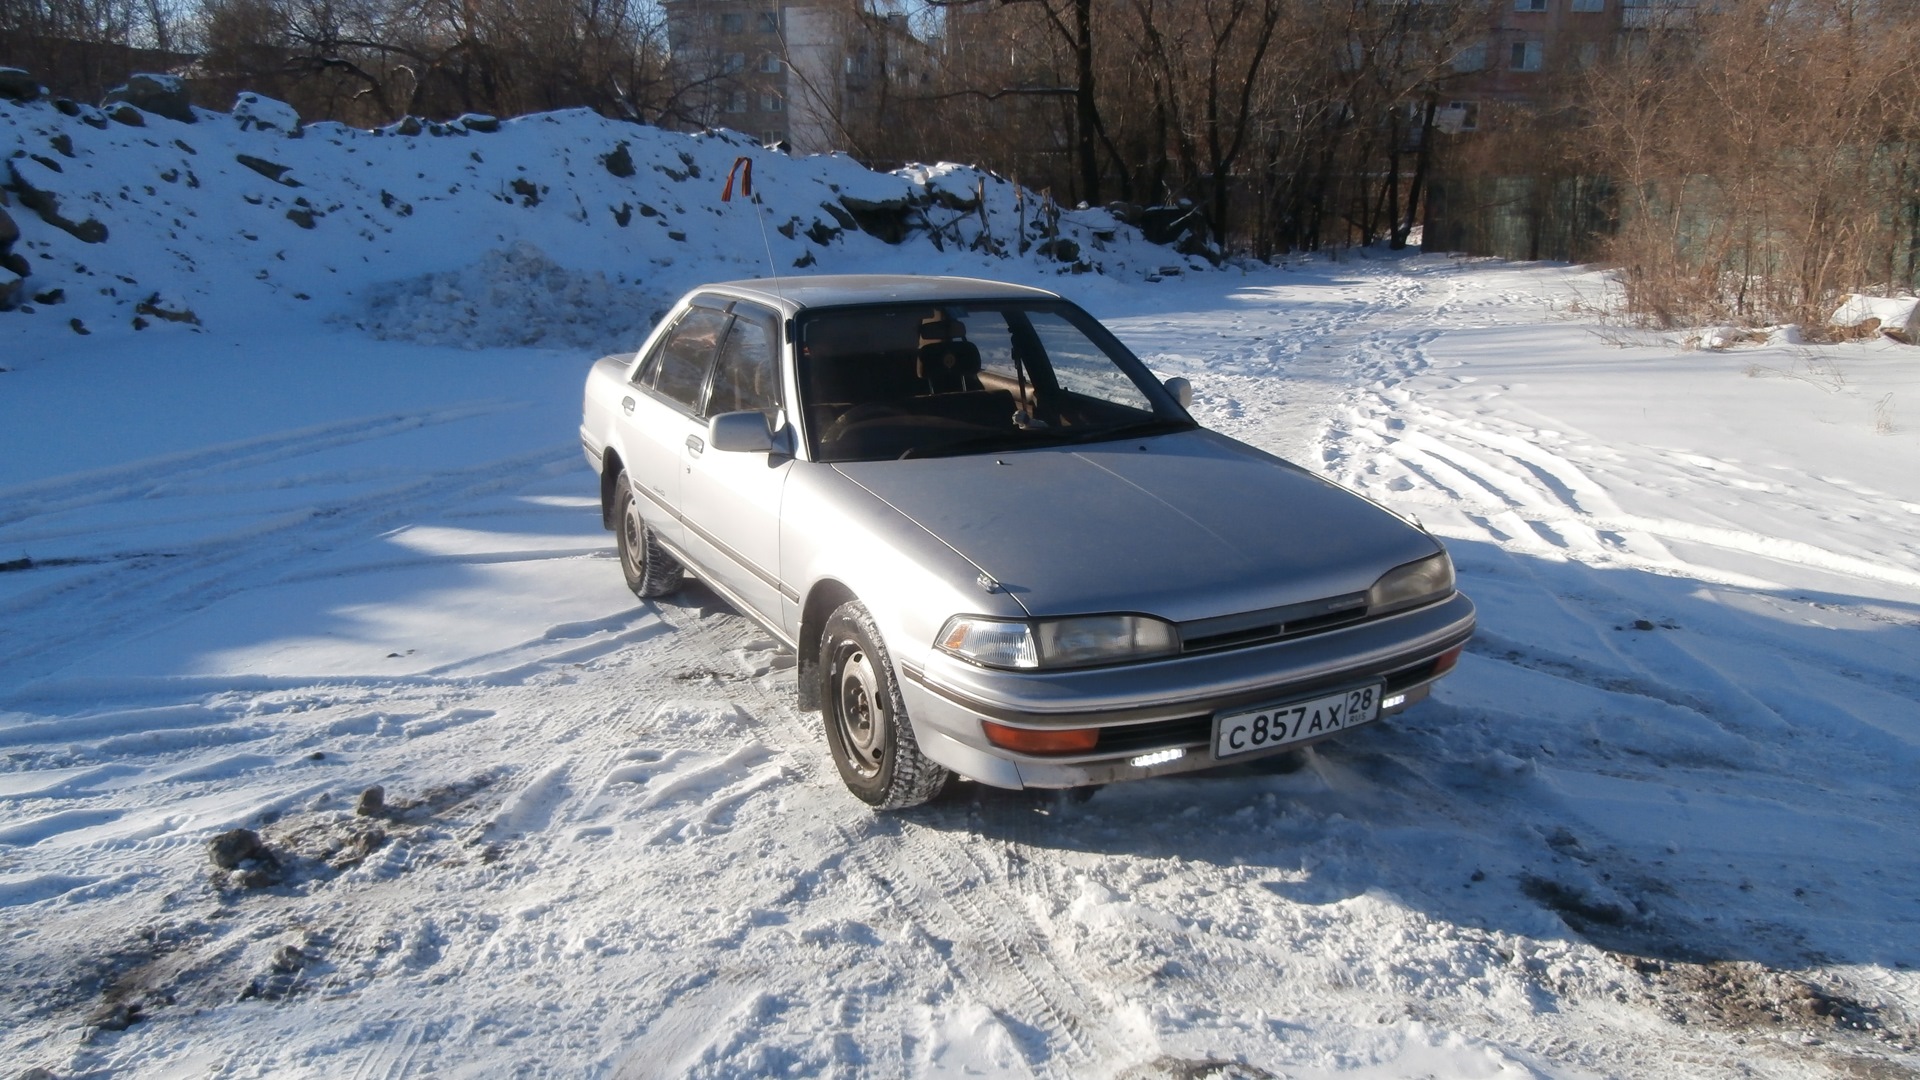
[620,302,731,548]
[680,302,792,624]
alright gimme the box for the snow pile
[0,93,1193,346]
[1831,292,1920,341]
[354,241,662,350]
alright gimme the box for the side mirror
[708,411,774,453]
[1162,376,1193,410]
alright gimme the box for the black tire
[820,600,950,810]
[614,473,684,599]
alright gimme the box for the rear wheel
[614,474,683,598]
[821,600,949,809]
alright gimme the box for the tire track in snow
[0,442,578,689]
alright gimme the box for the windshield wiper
[898,418,1194,459]
[1062,417,1199,444]
[898,427,1078,460]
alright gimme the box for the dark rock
[1037,236,1080,263]
[805,219,841,246]
[0,270,21,311]
[387,116,424,137]
[9,162,108,244]
[818,201,857,233]
[611,203,632,227]
[0,67,42,103]
[1140,204,1204,246]
[355,785,386,817]
[70,317,89,334]
[53,97,79,116]
[603,141,635,178]
[459,113,500,133]
[208,828,271,870]
[510,178,540,207]
[32,288,63,304]
[134,294,200,325]
[270,943,308,974]
[667,230,687,242]
[2,252,29,277]
[103,74,194,123]
[235,154,299,186]
[792,250,816,268]
[105,103,146,127]
[0,205,18,250]
[48,133,74,158]
[85,1001,141,1031]
[285,207,316,229]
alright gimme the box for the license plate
[1213,684,1383,760]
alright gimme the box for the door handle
[685,434,705,456]
[621,396,635,415]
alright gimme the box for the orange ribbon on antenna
[721,156,753,202]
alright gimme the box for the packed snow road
[3,257,1918,1078]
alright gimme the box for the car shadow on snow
[900,537,1920,979]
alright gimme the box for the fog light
[1381,693,1408,709]
[981,721,1099,754]
[1130,747,1185,768]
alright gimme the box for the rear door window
[706,306,782,419]
[639,307,730,412]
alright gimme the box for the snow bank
[1830,293,1920,341]
[0,95,1195,347]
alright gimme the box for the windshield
[796,299,1193,462]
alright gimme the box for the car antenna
[722,155,784,302]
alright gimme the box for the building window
[760,52,783,73]
[1576,42,1600,66]
[761,93,784,112]
[1510,40,1544,70]
[725,91,747,113]
[1514,0,1548,10]
[759,11,779,32]
[1441,100,1480,132]
[1452,41,1487,71]
[1570,0,1604,9]
[721,13,744,32]
[723,52,746,73]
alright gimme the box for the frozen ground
[4,97,1920,1080]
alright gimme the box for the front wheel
[820,600,949,809]
[614,474,683,598]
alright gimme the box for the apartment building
[1437,0,1690,132]
[662,0,917,154]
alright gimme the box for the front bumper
[898,592,1475,789]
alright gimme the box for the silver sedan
[581,275,1474,808]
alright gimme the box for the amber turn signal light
[1433,645,1464,675]
[981,721,1100,754]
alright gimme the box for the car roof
[695,274,1063,314]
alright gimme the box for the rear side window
[707,309,781,419]
[639,307,729,411]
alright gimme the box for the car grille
[1177,592,1371,654]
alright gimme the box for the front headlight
[938,614,1179,670]
[1367,551,1455,616]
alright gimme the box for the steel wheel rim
[622,499,646,577]
[834,645,886,778]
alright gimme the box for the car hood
[832,429,1440,623]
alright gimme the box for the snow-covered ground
[4,96,1920,1079]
